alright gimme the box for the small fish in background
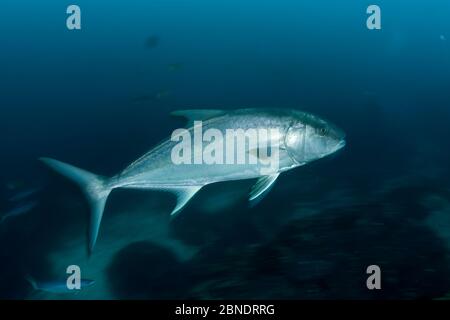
[155,89,171,100]
[8,186,42,202]
[440,34,446,41]
[168,63,184,72]
[25,275,95,294]
[145,35,160,49]
[0,200,38,224]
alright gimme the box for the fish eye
[317,127,328,136]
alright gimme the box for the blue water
[1,0,450,299]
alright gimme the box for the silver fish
[9,186,42,202]
[0,201,38,224]
[25,275,95,294]
[40,108,345,252]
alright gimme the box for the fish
[25,275,95,294]
[8,186,42,202]
[40,108,346,252]
[0,201,38,224]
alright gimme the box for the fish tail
[40,157,113,253]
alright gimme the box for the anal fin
[168,186,203,216]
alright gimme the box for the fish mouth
[334,140,346,152]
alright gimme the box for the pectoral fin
[249,174,280,206]
[170,109,226,127]
[247,148,273,163]
[165,186,203,216]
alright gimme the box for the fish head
[285,112,346,164]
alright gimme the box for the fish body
[115,109,296,187]
[41,108,345,251]
[0,201,38,224]
[9,187,42,202]
[26,275,95,294]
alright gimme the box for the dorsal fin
[170,109,225,126]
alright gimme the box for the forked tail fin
[40,157,112,252]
